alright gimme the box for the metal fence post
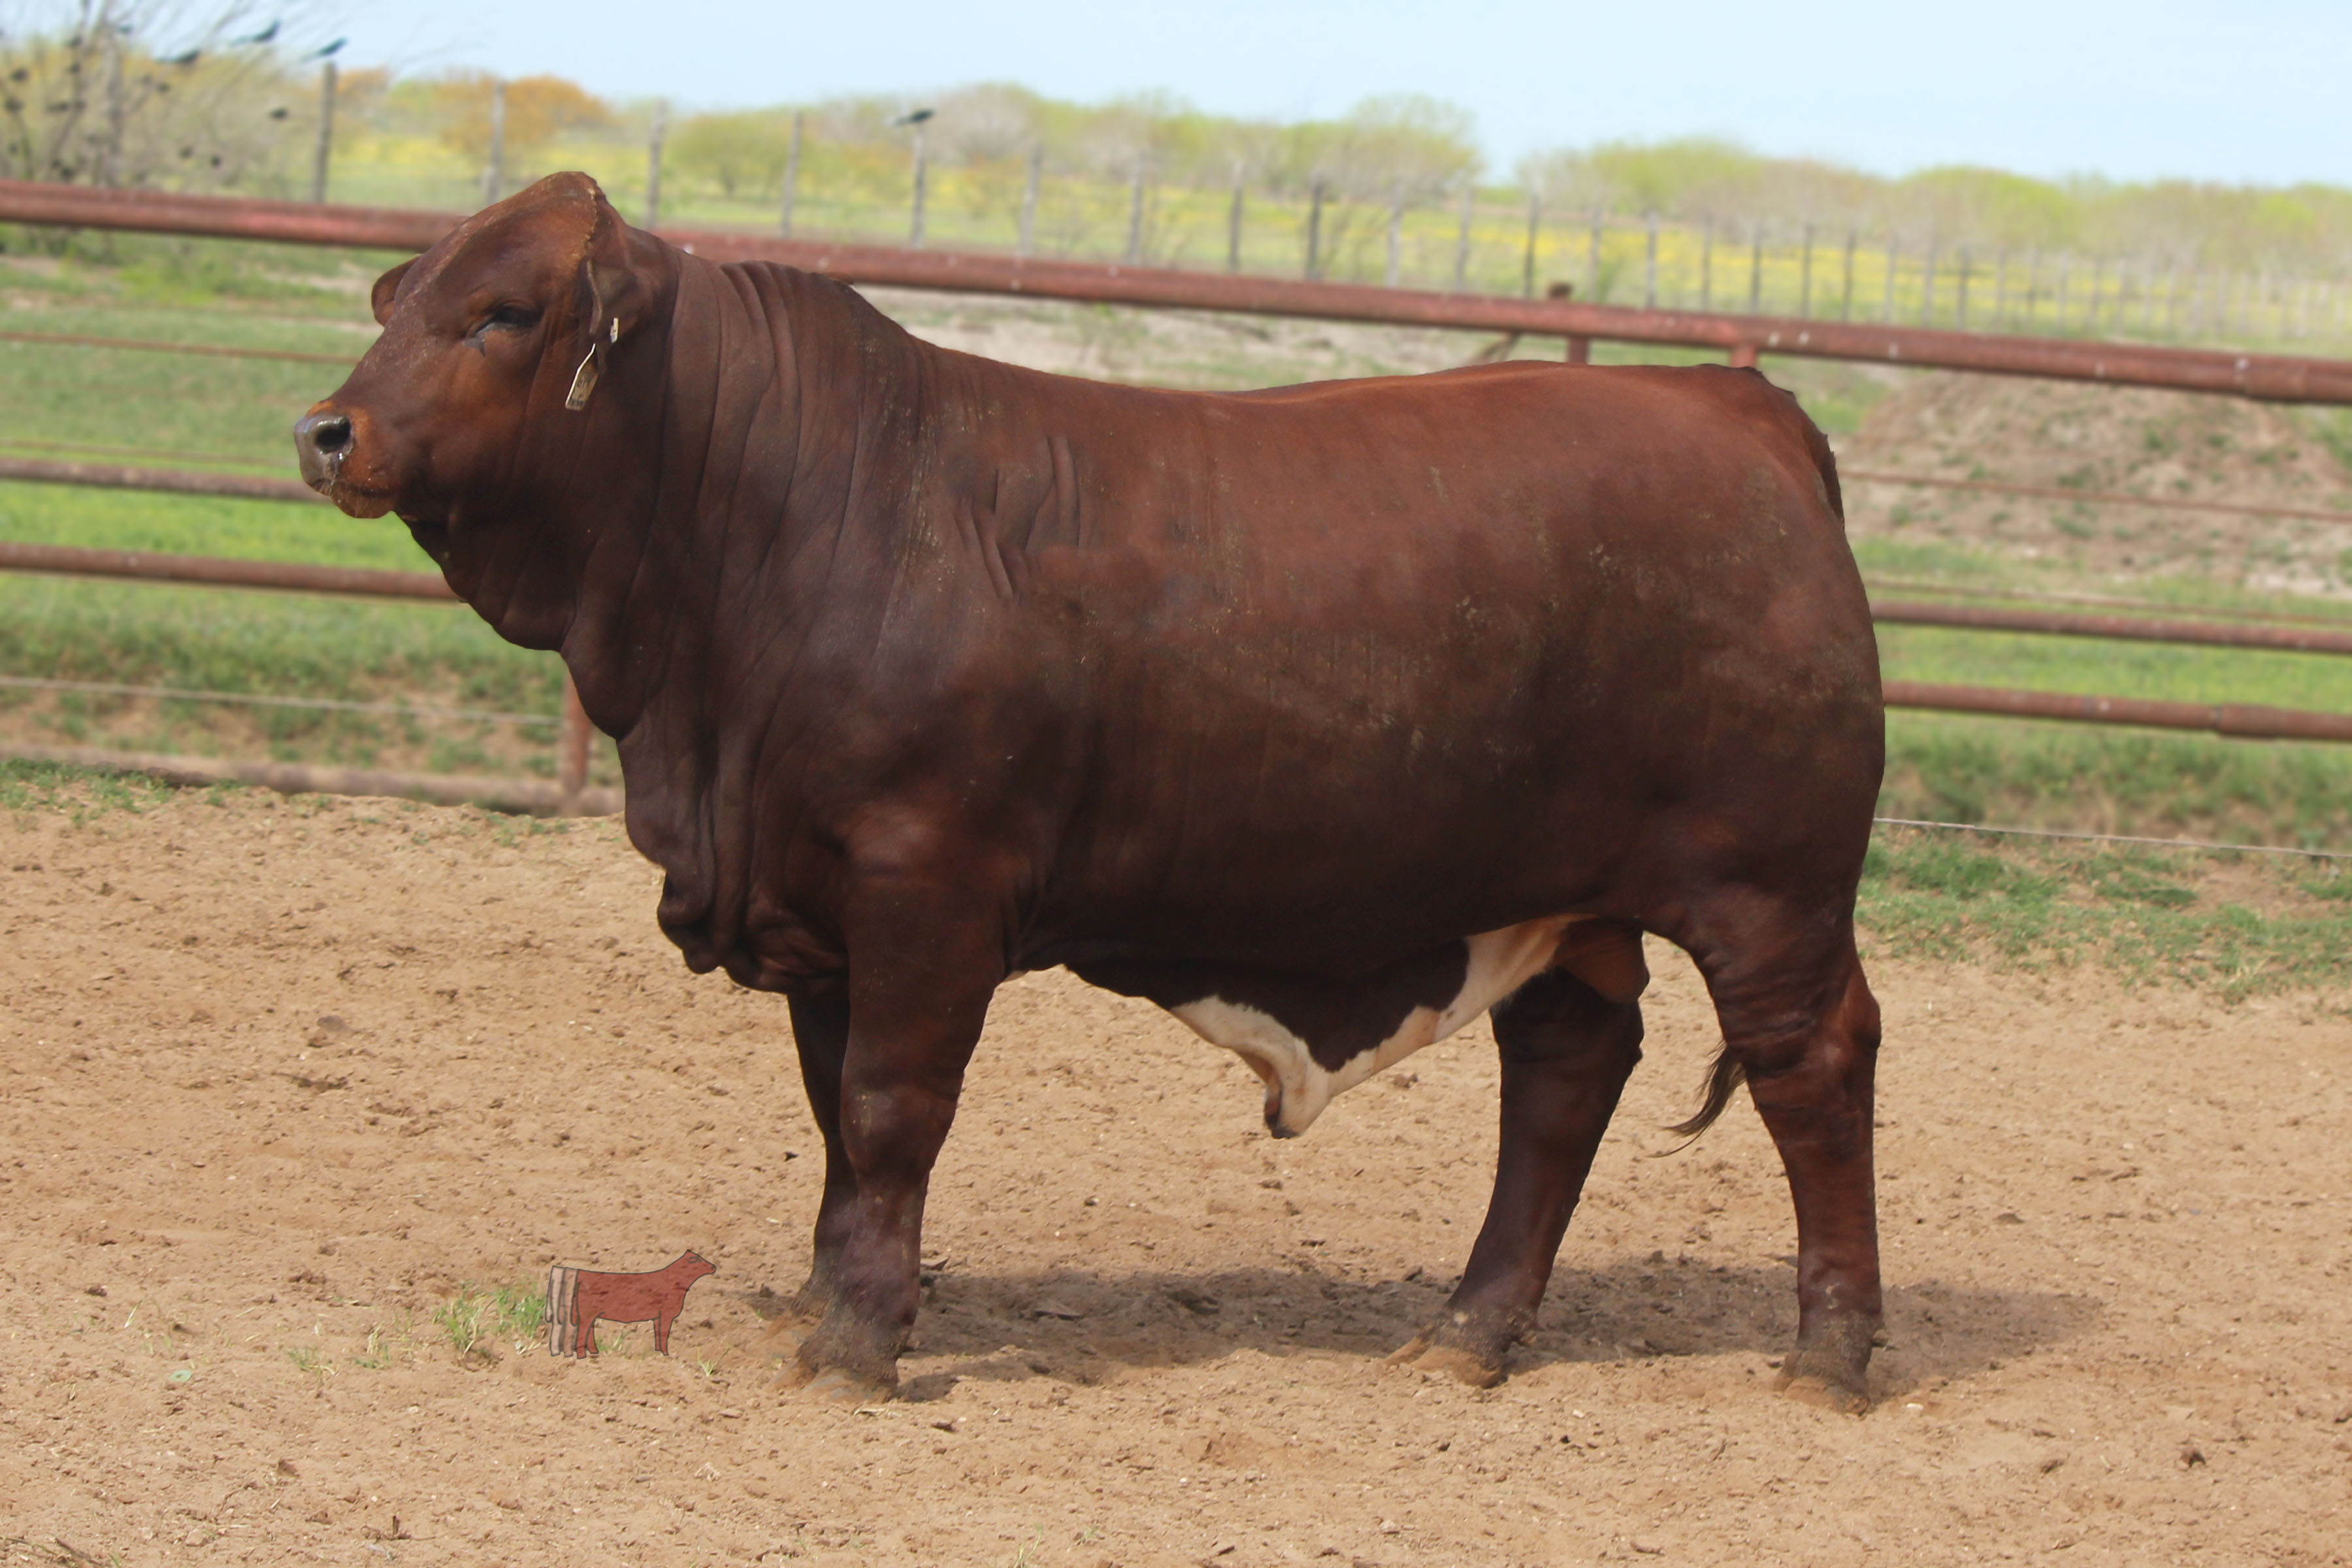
[779,111,803,238]
[482,79,506,208]
[309,61,336,204]
[644,101,667,229]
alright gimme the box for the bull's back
[992,359,1880,947]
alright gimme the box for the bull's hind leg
[1392,943,1645,1387]
[785,988,855,1320]
[1691,911,1883,1413]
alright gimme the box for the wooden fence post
[1386,182,1405,288]
[1305,179,1326,280]
[309,61,336,204]
[1452,182,1473,291]
[1124,159,1148,265]
[1522,193,1541,299]
[482,78,506,208]
[779,111,803,238]
[644,101,667,230]
[1021,144,1043,259]
[1227,167,1245,274]
[1797,221,1815,318]
[906,114,929,248]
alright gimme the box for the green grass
[1859,827,2352,998]
[435,1281,548,1359]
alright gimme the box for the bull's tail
[1665,1045,1747,1143]
[546,1266,581,1357]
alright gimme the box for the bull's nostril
[308,414,351,453]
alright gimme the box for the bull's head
[292,172,670,645]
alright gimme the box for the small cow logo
[546,1252,715,1358]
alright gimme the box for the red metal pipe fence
[10,177,2352,402]
[10,178,2352,810]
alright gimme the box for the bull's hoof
[1384,1331,1505,1389]
[1774,1322,1875,1414]
[1775,1368,1869,1415]
[791,1364,896,1405]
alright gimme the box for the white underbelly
[1169,915,1584,1135]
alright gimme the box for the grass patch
[1882,711,2352,849]
[1859,826,2352,997]
[435,1281,548,1360]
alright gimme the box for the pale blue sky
[336,0,2349,186]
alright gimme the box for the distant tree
[431,73,611,169]
[672,108,791,199]
[0,0,327,189]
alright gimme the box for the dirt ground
[3,787,2349,1567]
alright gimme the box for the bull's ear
[369,259,417,327]
[564,197,662,411]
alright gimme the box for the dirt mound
[1838,371,2352,593]
[3,787,2349,1565]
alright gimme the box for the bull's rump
[997,360,1880,949]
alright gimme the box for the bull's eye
[472,304,541,336]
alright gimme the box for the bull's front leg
[779,858,1004,1403]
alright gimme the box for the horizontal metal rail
[1861,576,2352,629]
[8,178,2352,404]
[0,326,355,365]
[0,539,451,598]
[0,455,320,504]
[10,541,2352,744]
[1870,598,2352,654]
[0,740,617,816]
[1845,467,2352,526]
[1881,681,2352,742]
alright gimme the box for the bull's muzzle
[291,409,353,495]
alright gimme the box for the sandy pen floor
[1,786,2347,1567]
